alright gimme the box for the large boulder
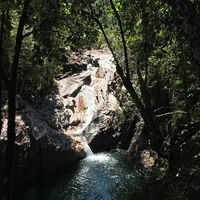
[0,100,86,192]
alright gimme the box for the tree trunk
[92,0,162,153]
[2,1,31,199]
[0,11,5,135]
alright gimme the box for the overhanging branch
[155,111,187,118]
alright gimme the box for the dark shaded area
[117,115,140,150]
[89,127,118,153]
[0,91,86,199]
[70,85,82,98]
[82,75,92,85]
[56,63,87,79]
[89,115,140,153]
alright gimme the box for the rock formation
[63,50,119,142]
[0,49,120,189]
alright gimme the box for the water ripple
[21,151,141,200]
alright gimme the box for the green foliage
[119,0,200,126]
[0,0,99,99]
[1,0,199,199]
[75,0,200,135]
[1,0,199,121]
[116,89,137,125]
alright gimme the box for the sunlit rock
[0,49,119,190]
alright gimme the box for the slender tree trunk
[140,1,149,86]
[0,11,5,135]
[136,65,162,148]
[0,11,6,200]
[3,1,31,199]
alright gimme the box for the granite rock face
[60,50,120,144]
[0,49,120,188]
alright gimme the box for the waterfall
[74,86,95,137]
[83,142,112,162]
[84,143,93,156]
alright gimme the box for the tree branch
[108,0,130,80]
[154,106,172,113]
[89,6,146,114]
[88,5,127,83]
[155,111,187,118]
[22,29,35,38]
[93,17,127,82]
[89,2,162,152]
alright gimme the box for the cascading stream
[83,143,93,156]
[20,50,142,200]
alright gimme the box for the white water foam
[85,153,116,163]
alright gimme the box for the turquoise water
[21,151,142,200]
